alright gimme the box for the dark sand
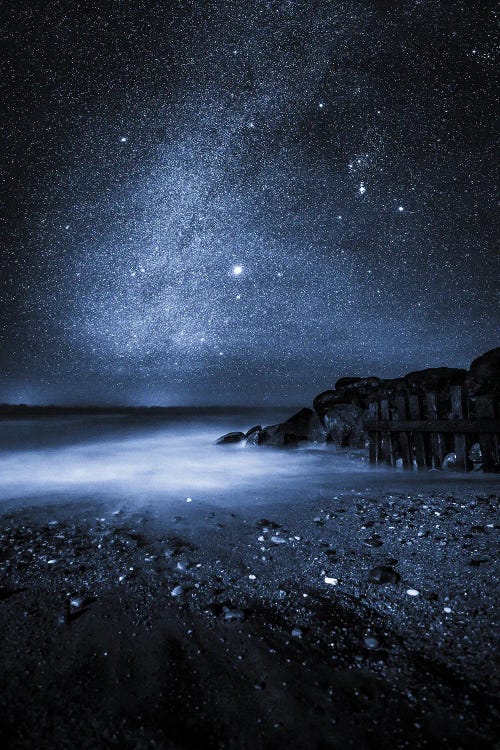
[0,480,498,749]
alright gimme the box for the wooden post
[475,395,499,471]
[408,394,428,469]
[379,399,395,466]
[395,394,412,469]
[367,402,379,465]
[450,385,467,471]
[425,391,444,469]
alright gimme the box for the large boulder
[334,376,363,390]
[259,408,327,448]
[313,377,382,421]
[324,403,366,447]
[216,431,245,445]
[404,367,467,392]
[466,347,500,396]
[244,425,263,446]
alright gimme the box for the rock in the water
[324,403,365,447]
[216,431,245,445]
[368,565,400,584]
[245,425,261,438]
[258,408,327,448]
[442,452,458,470]
[245,425,263,445]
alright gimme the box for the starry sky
[1,0,498,405]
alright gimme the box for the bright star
[359,182,366,195]
[232,265,243,276]
[120,136,128,143]
[398,206,404,212]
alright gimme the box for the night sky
[1,1,498,405]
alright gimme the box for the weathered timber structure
[366,384,499,472]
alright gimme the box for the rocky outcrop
[465,347,500,396]
[217,347,499,453]
[216,431,245,445]
[258,408,327,448]
[313,377,381,421]
[323,403,365,448]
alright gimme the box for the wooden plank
[364,419,500,434]
[449,385,467,470]
[367,403,379,465]
[424,390,444,469]
[449,385,464,419]
[395,395,412,469]
[379,399,395,466]
[475,395,499,470]
[454,433,467,471]
[408,394,428,469]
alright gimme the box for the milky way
[1,1,498,404]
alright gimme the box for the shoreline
[0,478,498,748]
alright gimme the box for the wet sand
[0,477,498,749]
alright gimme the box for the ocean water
[0,409,368,505]
[0,409,494,510]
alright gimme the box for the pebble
[223,607,244,621]
[364,535,383,548]
[406,588,419,597]
[271,536,286,545]
[368,565,400,584]
[171,585,184,597]
[364,636,380,650]
[324,577,338,585]
[291,627,303,638]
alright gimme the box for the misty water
[0,409,494,511]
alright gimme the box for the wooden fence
[365,385,499,472]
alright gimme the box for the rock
[216,431,245,445]
[259,408,327,448]
[271,535,286,545]
[469,442,482,465]
[466,347,500,396]
[313,377,382,421]
[404,367,467,392]
[363,535,383,548]
[324,403,365,447]
[335,377,363,390]
[442,452,458,470]
[256,519,281,529]
[291,627,303,638]
[364,636,380,649]
[368,565,400,584]
[171,585,184,597]
[245,425,261,439]
[223,606,245,621]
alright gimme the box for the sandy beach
[0,452,498,749]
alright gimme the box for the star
[232,265,243,276]
[359,182,366,195]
